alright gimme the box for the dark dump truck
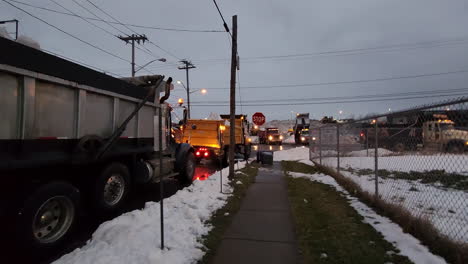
[0,37,195,254]
[294,113,310,144]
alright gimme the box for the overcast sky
[2,0,468,121]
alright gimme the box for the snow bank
[289,171,446,264]
[283,135,295,144]
[249,136,259,144]
[322,155,468,173]
[345,148,394,157]
[54,162,246,264]
[273,146,309,161]
[16,35,41,49]
[207,112,221,120]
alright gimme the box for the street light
[134,58,166,74]
[177,81,207,118]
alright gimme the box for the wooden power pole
[118,34,147,77]
[229,15,238,178]
[178,60,196,118]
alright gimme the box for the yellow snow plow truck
[178,119,225,163]
[220,114,252,164]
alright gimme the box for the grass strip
[198,163,259,264]
[283,161,412,264]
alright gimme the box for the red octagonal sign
[252,112,266,126]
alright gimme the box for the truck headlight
[247,138,252,142]
[268,136,273,140]
[312,137,316,141]
[280,135,283,140]
[301,137,306,141]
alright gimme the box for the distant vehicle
[220,114,252,162]
[294,113,310,144]
[360,113,468,152]
[179,119,225,163]
[0,37,195,254]
[263,127,283,145]
[299,128,311,144]
[251,124,260,136]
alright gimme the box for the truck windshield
[300,130,309,135]
[268,129,279,134]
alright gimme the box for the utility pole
[229,15,238,178]
[178,60,196,118]
[118,34,148,77]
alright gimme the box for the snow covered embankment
[289,171,447,264]
[54,162,246,264]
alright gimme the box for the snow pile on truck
[53,163,246,264]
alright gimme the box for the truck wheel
[17,182,79,253]
[94,163,130,213]
[179,152,196,184]
[447,142,463,154]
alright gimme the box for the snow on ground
[322,155,468,173]
[317,153,468,243]
[54,162,246,264]
[249,136,259,144]
[346,148,395,157]
[289,171,447,264]
[273,146,309,161]
[283,135,295,144]
[340,170,468,243]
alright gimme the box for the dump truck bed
[181,120,224,149]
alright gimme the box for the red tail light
[360,132,365,137]
[204,152,209,157]
[196,151,201,156]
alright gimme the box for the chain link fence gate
[309,97,468,246]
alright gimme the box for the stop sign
[252,112,266,126]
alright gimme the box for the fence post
[158,107,164,249]
[337,124,340,174]
[319,128,322,165]
[374,121,379,198]
[366,128,369,157]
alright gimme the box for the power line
[2,0,131,63]
[190,92,468,107]
[193,69,468,90]
[188,37,468,65]
[84,0,181,61]
[41,47,123,77]
[191,87,468,104]
[9,0,224,33]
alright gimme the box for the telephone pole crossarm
[118,34,148,77]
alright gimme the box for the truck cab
[265,127,283,145]
[423,120,468,152]
[299,129,310,144]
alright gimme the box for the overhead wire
[191,87,468,104]
[192,68,468,90]
[84,0,181,61]
[190,92,468,107]
[2,0,131,63]
[9,0,224,32]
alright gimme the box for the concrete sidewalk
[212,162,299,264]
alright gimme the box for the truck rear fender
[175,143,194,172]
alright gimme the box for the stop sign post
[252,112,266,126]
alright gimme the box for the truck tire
[447,141,464,154]
[16,182,80,254]
[94,163,130,214]
[179,152,196,184]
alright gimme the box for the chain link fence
[309,98,468,245]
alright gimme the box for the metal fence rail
[310,97,468,244]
